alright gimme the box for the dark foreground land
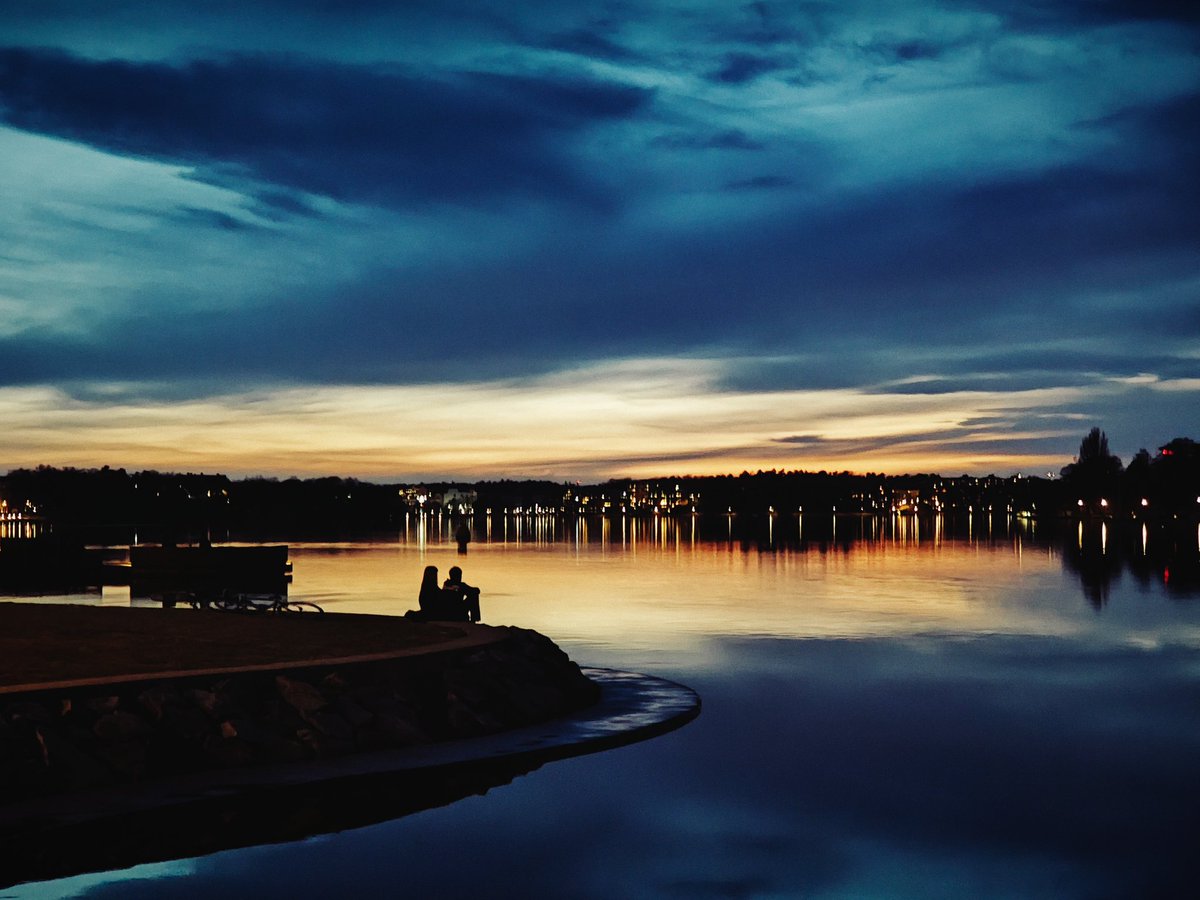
[0,604,694,888]
[0,602,472,689]
[0,602,601,809]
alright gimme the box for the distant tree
[1079,428,1114,465]
[1123,448,1152,507]
[1060,427,1123,511]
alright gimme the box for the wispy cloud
[0,359,1187,479]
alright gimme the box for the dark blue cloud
[173,206,256,231]
[707,51,790,84]
[718,1,823,48]
[993,0,1200,27]
[541,27,639,61]
[860,38,946,63]
[723,174,793,190]
[649,129,766,151]
[0,47,651,208]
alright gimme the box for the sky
[0,1,1197,481]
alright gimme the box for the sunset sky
[1,1,1196,481]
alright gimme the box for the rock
[221,718,306,763]
[296,727,354,758]
[446,700,492,737]
[261,696,308,736]
[321,671,350,691]
[502,681,568,723]
[333,695,374,729]
[143,728,208,776]
[275,676,328,713]
[85,696,120,715]
[188,689,221,717]
[444,675,491,709]
[348,687,410,719]
[162,705,215,743]
[0,720,53,797]
[373,712,430,746]
[34,726,115,789]
[92,739,148,778]
[202,734,255,767]
[4,700,55,725]
[345,684,393,713]
[301,709,354,742]
[138,685,182,721]
[261,738,307,764]
[93,711,152,742]
[208,677,252,720]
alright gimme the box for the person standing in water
[454,519,471,554]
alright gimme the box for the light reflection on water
[284,526,1199,654]
[9,522,1200,899]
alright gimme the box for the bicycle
[210,590,324,614]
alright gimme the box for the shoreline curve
[0,668,700,888]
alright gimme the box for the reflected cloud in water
[2,758,542,890]
[5,519,1199,898]
[45,633,1200,900]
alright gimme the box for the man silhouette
[443,565,482,623]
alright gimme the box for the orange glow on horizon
[0,360,1182,481]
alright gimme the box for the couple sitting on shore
[411,564,482,623]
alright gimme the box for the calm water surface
[12,518,1200,899]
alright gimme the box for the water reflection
[4,513,1198,620]
[1062,518,1200,607]
[386,510,1200,613]
[1,758,544,889]
[30,633,1200,899]
[7,523,1200,898]
[381,508,1110,559]
[0,519,43,540]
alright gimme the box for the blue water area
[8,519,1200,898]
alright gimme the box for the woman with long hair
[418,565,441,617]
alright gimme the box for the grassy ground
[0,602,472,689]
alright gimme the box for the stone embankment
[0,627,599,801]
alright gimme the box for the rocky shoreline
[0,626,600,801]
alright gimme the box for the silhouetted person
[417,565,442,618]
[443,565,482,623]
[454,520,471,554]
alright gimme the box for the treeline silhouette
[1061,431,1199,517]
[0,430,1196,541]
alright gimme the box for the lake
[8,513,1200,898]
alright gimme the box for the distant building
[443,488,477,514]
